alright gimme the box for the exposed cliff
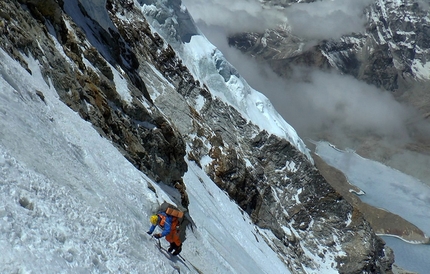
[0,0,393,272]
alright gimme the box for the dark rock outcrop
[0,0,187,184]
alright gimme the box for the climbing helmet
[150,214,159,225]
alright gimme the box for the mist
[197,22,426,147]
[417,0,430,9]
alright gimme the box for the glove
[147,231,152,235]
[154,233,162,239]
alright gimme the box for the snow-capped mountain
[0,0,394,273]
[229,0,430,92]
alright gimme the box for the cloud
[277,69,416,141]
[183,0,373,41]
[417,0,430,9]
[285,0,373,40]
[181,0,285,34]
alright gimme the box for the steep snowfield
[0,49,290,273]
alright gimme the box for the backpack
[157,202,188,242]
[158,202,184,219]
[166,207,184,218]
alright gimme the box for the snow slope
[0,49,291,273]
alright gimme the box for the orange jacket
[149,212,181,246]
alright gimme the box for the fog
[182,0,285,34]
[417,0,430,9]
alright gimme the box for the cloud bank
[417,0,430,9]
[195,22,423,146]
[234,57,418,144]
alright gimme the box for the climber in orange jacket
[147,212,182,255]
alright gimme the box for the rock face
[0,0,187,184]
[0,0,394,272]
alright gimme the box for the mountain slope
[0,47,289,274]
[0,0,393,272]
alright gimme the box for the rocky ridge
[0,0,394,272]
